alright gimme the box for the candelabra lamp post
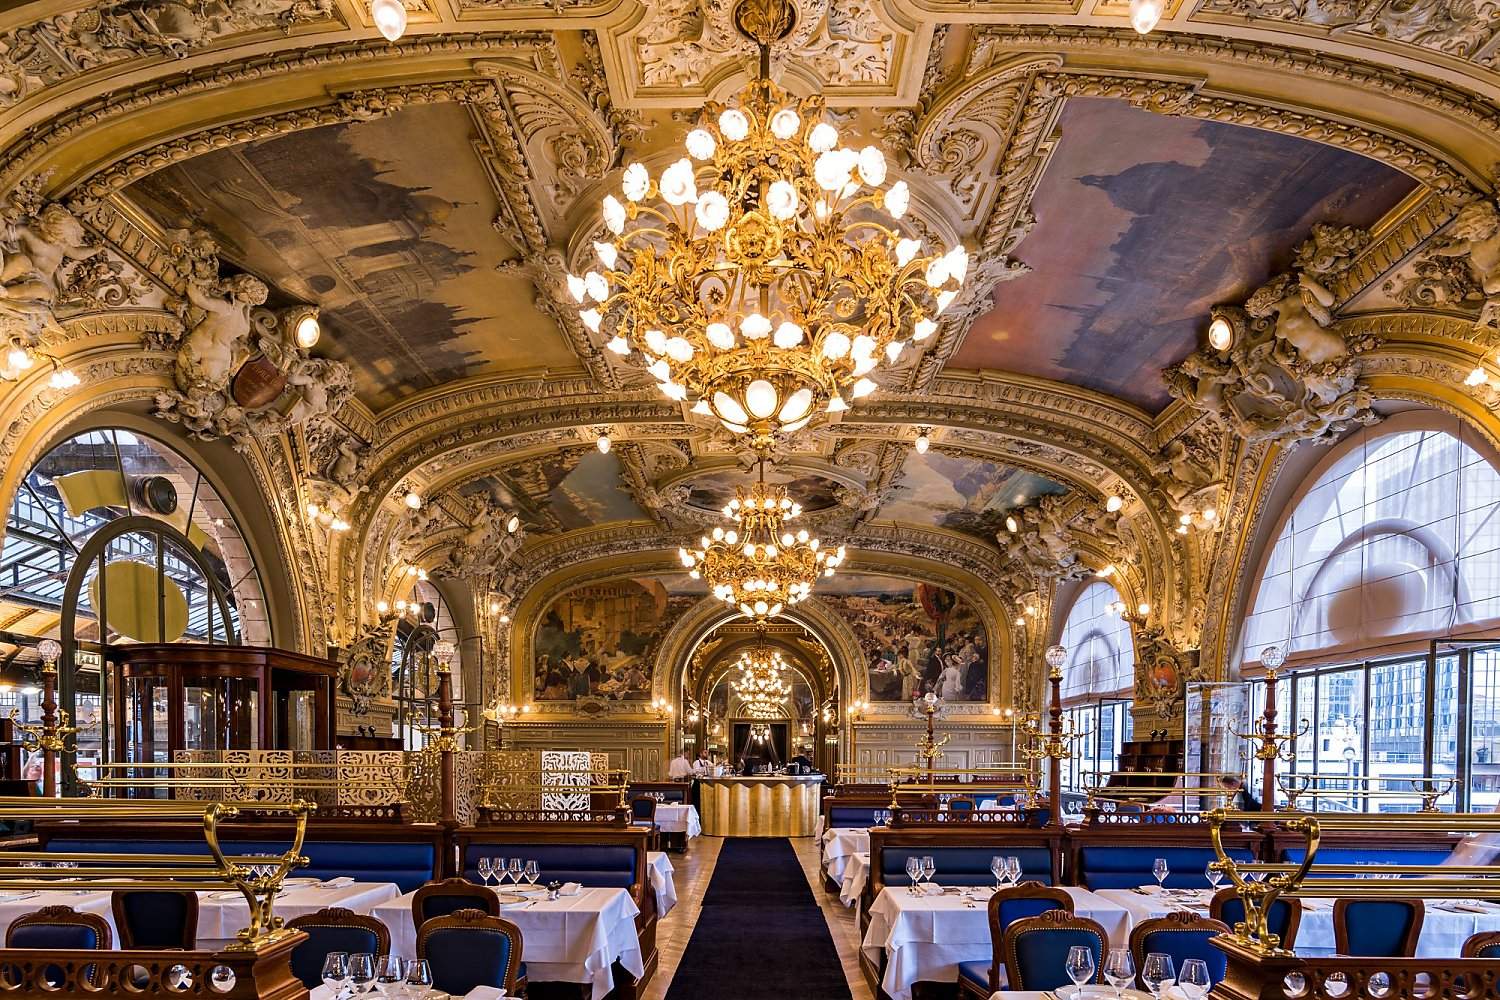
[1018,644,1085,828]
[415,640,473,824]
[1230,645,1305,812]
[11,639,80,798]
[911,691,950,785]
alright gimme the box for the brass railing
[1079,769,1241,816]
[0,796,313,948]
[1275,772,1455,812]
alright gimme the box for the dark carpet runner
[664,838,854,1000]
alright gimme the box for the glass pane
[1368,659,1425,812]
[1470,647,1500,813]
[1316,669,1365,811]
[1432,654,1459,811]
[184,678,259,751]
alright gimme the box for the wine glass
[1005,856,1023,885]
[524,860,540,888]
[320,952,349,1000]
[347,953,375,996]
[990,856,1004,889]
[508,857,524,886]
[1152,857,1170,889]
[1179,958,1211,999]
[905,856,922,894]
[373,955,404,997]
[1103,947,1134,999]
[1141,952,1175,998]
[1064,945,1095,988]
[1205,862,1223,890]
[920,855,936,891]
[477,857,494,886]
[403,959,432,998]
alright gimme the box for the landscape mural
[816,575,989,702]
[533,575,703,702]
[878,452,1067,541]
[462,448,648,536]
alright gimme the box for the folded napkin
[465,988,507,999]
[1444,902,1490,913]
[1163,986,1192,1000]
[1134,885,1163,894]
[559,882,581,896]
[320,876,355,888]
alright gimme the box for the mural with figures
[533,575,703,702]
[817,575,989,702]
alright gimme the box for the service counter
[698,774,824,837]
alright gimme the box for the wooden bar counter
[699,775,825,837]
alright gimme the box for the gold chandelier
[569,0,968,451]
[731,644,791,719]
[680,460,844,622]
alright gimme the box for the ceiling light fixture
[1105,494,1123,513]
[371,0,406,41]
[731,639,792,718]
[679,458,844,623]
[913,428,931,454]
[1129,0,1164,33]
[1207,315,1233,351]
[404,491,422,509]
[572,0,967,452]
[597,431,612,454]
[2,339,79,392]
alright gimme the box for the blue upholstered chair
[1210,886,1301,951]
[412,877,500,929]
[285,907,391,990]
[1463,930,1500,958]
[630,796,659,849]
[1129,912,1230,987]
[948,797,976,813]
[1333,898,1424,957]
[417,908,526,997]
[958,883,1073,998]
[6,904,111,989]
[1002,909,1107,992]
[112,889,197,949]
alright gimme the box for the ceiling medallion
[679,459,845,622]
[569,0,968,452]
[730,640,792,719]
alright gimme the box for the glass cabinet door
[183,677,259,751]
[123,677,171,764]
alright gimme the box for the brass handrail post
[1047,664,1063,828]
[1260,666,1277,812]
[11,640,83,798]
[437,667,457,825]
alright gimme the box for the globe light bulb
[1208,315,1234,351]
[597,433,611,454]
[1129,0,1164,33]
[371,0,407,41]
[1106,494,1124,513]
[294,312,321,349]
[914,431,929,454]
[404,492,422,509]
[1466,366,1489,387]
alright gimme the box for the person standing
[668,749,693,780]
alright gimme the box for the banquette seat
[1075,844,1254,890]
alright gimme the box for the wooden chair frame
[1462,929,1500,958]
[111,889,198,950]
[1001,909,1108,991]
[1127,911,1231,982]
[285,905,391,955]
[1332,897,1425,958]
[412,877,499,929]
[957,882,1075,999]
[416,907,526,997]
[7,904,112,949]
[1210,886,1302,952]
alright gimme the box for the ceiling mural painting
[677,467,847,517]
[460,448,649,536]
[123,102,578,410]
[951,97,1420,411]
[876,451,1069,541]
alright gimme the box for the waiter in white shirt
[667,750,693,780]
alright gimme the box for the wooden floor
[640,836,875,1000]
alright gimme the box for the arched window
[3,428,269,647]
[1243,425,1500,665]
[1059,581,1135,702]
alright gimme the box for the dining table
[646,850,678,916]
[653,804,701,840]
[862,885,1132,1000]
[372,886,644,1000]
[822,827,870,887]
[839,851,870,909]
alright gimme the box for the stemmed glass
[1005,856,1022,885]
[990,856,1005,890]
[403,960,432,998]
[508,858,524,887]
[905,856,922,894]
[920,856,936,892]
[1141,952,1176,998]
[1152,857,1170,889]
[320,952,349,1000]
[1205,862,1223,890]
[1179,958,1211,999]
[1103,947,1134,999]
[1064,945,1095,990]
[524,860,540,889]
[477,857,494,887]
[373,955,404,997]
[347,953,375,996]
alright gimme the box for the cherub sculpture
[174,272,268,392]
[1244,271,1347,365]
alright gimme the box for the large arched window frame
[1055,580,1135,791]
[1239,412,1500,811]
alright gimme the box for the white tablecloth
[646,851,677,917]
[839,852,870,908]
[1095,887,1500,959]
[822,828,870,885]
[373,887,644,1000]
[862,886,1130,1000]
[312,987,507,1000]
[654,804,700,837]
[0,889,113,942]
[195,880,401,940]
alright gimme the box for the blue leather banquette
[1280,845,1454,875]
[461,842,642,889]
[873,843,1056,892]
[828,805,885,828]
[1076,845,1255,890]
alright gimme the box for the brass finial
[733,0,797,46]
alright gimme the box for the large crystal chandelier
[569,0,968,451]
[731,644,791,718]
[680,460,845,622]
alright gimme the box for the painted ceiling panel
[460,449,649,536]
[876,451,1067,541]
[951,98,1419,411]
[124,103,579,410]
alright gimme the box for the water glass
[990,855,1005,889]
[1141,952,1175,998]
[1064,945,1095,987]
[347,953,375,996]
[905,856,922,893]
[1179,958,1211,999]
[320,952,349,999]
[1152,857,1170,888]
[373,955,404,996]
[1205,862,1223,889]
[920,855,936,889]
[1103,946,1134,999]
[1005,856,1022,884]
[524,860,540,888]
[403,959,432,996]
